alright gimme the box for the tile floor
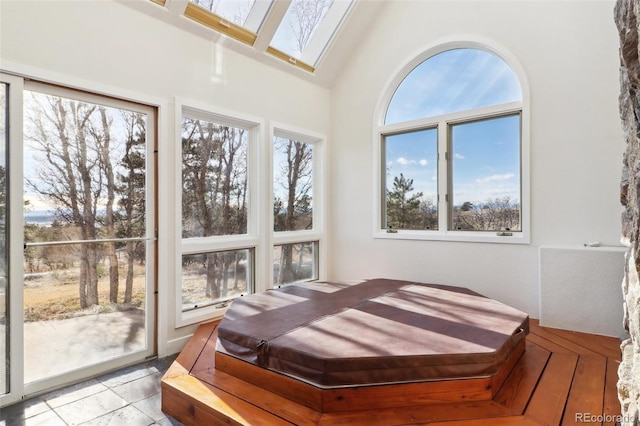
[0,355,183,426]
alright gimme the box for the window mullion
[438,121,449,232]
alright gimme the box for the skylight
[268,0,353,71]
[185,0,273,45]
[173,0,353,73]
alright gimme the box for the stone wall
[617,0,640,424]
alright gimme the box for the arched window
[377,45,528,243]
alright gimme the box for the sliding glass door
[0,81,8,396]
[22,82,156,385]
[0,74,156,402]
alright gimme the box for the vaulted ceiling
[118,0,385,88]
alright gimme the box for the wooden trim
[530,319,622,360]
[524,352,579,425]
[163,320,218,379]
[493,340,550,413]
[184,3,257,46]
[149,0,166,6]
[317,401,514,425]
[162,374,294,426]
[490,339,525,396]
[214,349,495,412]
[162,320,623,425]
[266,46,315,73]
[428,415,541,426]
[604,357,622,425]
[212,351,324,411]
[561,355,607,424]
[212,342,530,413]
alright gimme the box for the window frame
[266,0,354,72]
[0,73,23,406]
[0,73,160,405]
[183,0,273,46]
[270,124,326,286]
[176,99,262,327]
[373,39,530,244]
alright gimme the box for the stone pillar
[617,0,640,424]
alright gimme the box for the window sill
[177,303,228,328]
[373,230,530,244]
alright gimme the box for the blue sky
[386,48,522,125]
[385,49,522,207]
[385,129,438,203]
[451,115,520,205]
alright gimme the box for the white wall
[0,0,626,359]
[539,246,626,338]
[329,0,625,333]
[0,0,331,354]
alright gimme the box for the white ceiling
[117,0,386,88]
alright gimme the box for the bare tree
[274,138,313,284]
[452,197,520,231]
[0,165,5,276]
[24,94,149,309]
[191,0,252,25]
[91,107,120,303]
[290,0,332,55]
[182,119,248,300]
[25,94,102,308]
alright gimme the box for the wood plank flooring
[161,319,622,425]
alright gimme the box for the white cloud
[395,157,429,166]
[454,153,465,160]
[396,157,416,166]
[475,173,515,184]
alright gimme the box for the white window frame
[176,99,262,327]
[0,73,159,405]
[1,72,24,408]
[270,124,327,286]
[373,38,530,244]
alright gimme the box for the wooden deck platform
[161,319,622,425]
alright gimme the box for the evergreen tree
[116,112,147,304]
[386,173,423,229]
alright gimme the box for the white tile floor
[0,355,183,426]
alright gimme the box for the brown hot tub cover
[216,279,529,388]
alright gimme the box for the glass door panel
[22,87,152,383]
[0,83,8,395]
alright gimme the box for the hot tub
[215,278,529,388]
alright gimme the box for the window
[272,130,321,286]
[377,46,528,243]
[450,114,521,232]
[180,106,257,317]
[273,135,313,232]
[182,248,252,310]
[166,0,352,73]
[184,0,272,46]
[273,242,318,285]
[0,78,161,399]
[20,84,157,383]
[268,0,353,72]
[383,128,438,230]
